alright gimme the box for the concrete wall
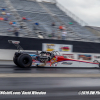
[0,49,37,60]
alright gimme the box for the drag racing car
[8,40,100,68]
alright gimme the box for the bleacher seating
[0,0,99,42]
[10,0,46,13]
[42,2,96,37]
[0,0,12,35]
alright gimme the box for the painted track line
[0,74,100,77]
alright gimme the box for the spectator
[6,12,11,16]
[12,22,17,27]
[51,22,55,27]
[7,28,13,32]
[69,22,73,25]
[4,17,8,21]
[51,22,56,32]
[20,25,23,29]
[1,7,6,11]
[35,22,39,26]
[13,22,16,24]
[13,28,19,37]
[0,17,4,21]
[48,34,52,38]
[33,23,39,31]
[62,30,67,40]
[58,36,61,40]
[20,23,23,29]
[33,24,37,31]
[51,31,55,37]
[9,21,13,25]
[27,18,31,21]
[22,17,27,20]
[1,12,6,15]
[62,25,66,30]
[57,31,61,40]
[59,25,63,31]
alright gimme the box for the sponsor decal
[50,57,58,66]
[32,62,36,66]
[46,63,51,67]
[32,60,41,66]
[63,54,74,59]
[33,60,40,63]
[94,56,100,59]
[51,63,58,67]
[61,62,72,65]
[46,44,55,51]
[29,54,37,57]
[60,46,70,52]
[43,43,73,52]
[54,63,58,66]
[78,54,91,61]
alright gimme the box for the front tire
[17,54,32,68]
[93,60,99,63]
[99,63,100,68]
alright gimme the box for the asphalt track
[0,65,100,100]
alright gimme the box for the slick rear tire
[13,56,19,66]
[17,54,32,68]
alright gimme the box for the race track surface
[0,65,100,100]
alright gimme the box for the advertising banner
[59,45,72,52]
[78,54,92,61]
[42,43,73,52]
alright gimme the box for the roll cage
[40,51,60,56]
[8,40,60,57]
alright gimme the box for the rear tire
[13,56,19,66]
[13,52,22,66]
[17,54,32,68]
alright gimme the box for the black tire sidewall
[13,56,19,66]
[18,54,32,68]
[93,60,100,68]
[99,63,100,68]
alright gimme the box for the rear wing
[8,40,24,52]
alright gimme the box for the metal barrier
[36,0,56,4]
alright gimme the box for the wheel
[99,63,100,68]
[36,64,39,67]
[13,52,22,66]
[17,54,32,68]
[13,56,19,66]
[93,60,99,63]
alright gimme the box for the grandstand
[0,0,100,42]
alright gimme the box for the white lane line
[0,74,100,77]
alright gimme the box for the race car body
[32,55,99,68]
[8,40,100,68]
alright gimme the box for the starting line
[0,74,100,77]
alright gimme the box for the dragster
[8,40,100,68]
